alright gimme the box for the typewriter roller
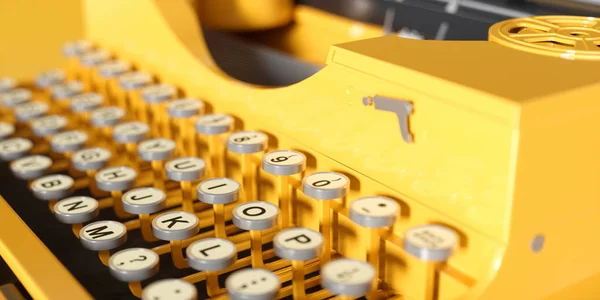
[1,0,600,299]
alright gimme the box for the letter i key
[197,177,240,239]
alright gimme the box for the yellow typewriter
[1,0,600,299]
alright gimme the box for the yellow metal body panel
[0,0,599,299]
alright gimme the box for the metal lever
[363,95,414,143]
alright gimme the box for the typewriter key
[113,121,149,163]
[10,155,52,180]
[98,60,131,79]
[141,84,177,104]
[138,138,176,190]
[90,105,125,127]
[187,238,237,296]
[14,101,48,122]
[142,83,176,136]
[72,147,111,196]
[0,138,33,161]
[168,98,204,155]
[80,220,128,265]
[50,130,88,154]
[80,49,110,67]
[51,81,83,100]
[197,177,240,238]
[1,88,31,108]
[119,71,153,119]
[262,150,306,228]
[122,187,167,241]
[70,92,103,113]
[108,247,159,282]
[233,201,279,268]
[302,172,349,264]
[225,268,280,300]
[403,224,458,262]
[35,69,66,89]
[0,122,15,140]
[54,196,99,237]
[275,228,323,299]
[96,166,137,218]
[119,71,153,91]
[62,40,92,57]
[195,113,233,177]
[0,77,16,93]
[152,211,200,269]
[30,174,74,203]
[166,157,205,213]
[228,131,268,201]
[142,279,198,300]
[321,258,375,297]
[30,115,68,138]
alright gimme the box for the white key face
[165,157,205,181]
[188,238,237,262]
[72,147,111,165]
[55,196,98,216]
[51,130,88,149]
[51,81,83,99]
[63,40,92,57]
[351,197,399,218]
[80,49,110,66]
[31,115,68,135]
[0,138,33,159]
[15,101,48,120]
[36,69,66,87]
[142,279,197,300]
[91,106,125,125]
[119,72,152,89]
[1,88,31,107]
[404,225,457,251]
[304,172,349,191]
[141,84,176,102]
[228,131,267,146]
[0,77,16,92]
[11,155,52,172]
[110,248,159,272]
[154,211,198,232]
[98,60,131,77]
[275,228,323,252]
[71,93,103,112]
[81,221,126,242]
[321,259,375,287]
[138,138,176,153]
[226,269,280,297]
[113,121,149,142]
[263,150,305,167]
[0,122,15,139]
[167,99,203,117]
[31,174,74,192]
[96,166,137,184]
[197,178,240,196]
[195,114,233,135]
[234,202,278,222]
[123,188,166,206]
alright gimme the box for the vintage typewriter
[1,0,600,299]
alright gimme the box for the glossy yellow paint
[1,0,599,299]
[194,0,294,32]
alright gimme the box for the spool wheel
[489,16,600,60]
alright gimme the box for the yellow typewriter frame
[1,0,600,299]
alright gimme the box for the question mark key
[109,248,160,282]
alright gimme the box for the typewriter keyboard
[0,41,464,300]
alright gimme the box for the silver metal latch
[363,95,414,143]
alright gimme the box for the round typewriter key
[30,174,74,201]
[62,40,92,57]
[225,268,280,300]
[98,60,131,79]
[232,201,279,231]
[195,113,233,135]
[0,77,16,93]
[197,178,240,205]
[122,187,167,215]
[165,157,205,182]
[0,122,15,140]
[70,92,103,113]
[113,121,149,144]
[302,172,349,200]
[119,71,153,90]
[95,166,137,192]
[54,196,99,224]
[321,259,375,297]
[1,88,31,108]
[227,131,268,154]
[138,138,176,162]
[187,238,237,271]
[35,69,66,89]
[14,101,48,122]
[0,138,33,161]
[167,98,204,118]
[90,106,125,127]
[30,115,68,137]
[274,228,323,261]
[141,84,177,103]
[350,196,399,228]
[80,220,127,251]
[51,81,83,100]
[10,155,52,180]
[80,49,110,67]
[262,150,306,176]
[142,279,198,300]
[50,130,88,153]
[109,248,159,282]
[403,224,458,262]
[72,147,111,171]
[152,211,200,241]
